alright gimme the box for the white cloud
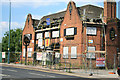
[0,21,24,42]
[32,15,42,20]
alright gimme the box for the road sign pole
[25,45,27,65]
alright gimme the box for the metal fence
[0,51,117,74]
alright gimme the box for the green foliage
[2,28,22,52]
[2,28,22,62]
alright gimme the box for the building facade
[22,1,120,67]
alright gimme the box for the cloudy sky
[0,0,120,43]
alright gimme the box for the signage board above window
[52,31,59,38]
[86,27,96,35]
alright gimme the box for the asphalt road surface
[0,65,119,80]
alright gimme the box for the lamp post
[8,0,11,64]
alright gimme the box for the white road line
[6,69,17,72]
[29,72,56,77]
[46,75,56,78]
[29,72,46,76]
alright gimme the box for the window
[86,27,96,35]
[63,47,68,58]
[86,46,95,59]
[71,46,77,58]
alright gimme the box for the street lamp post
[8,0,11,64]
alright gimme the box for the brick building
[22,1,120,67]
[22,14,39,62]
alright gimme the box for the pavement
[0,63,120,79]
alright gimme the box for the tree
[2,28,22,62]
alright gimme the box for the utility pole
[8,0,11,64]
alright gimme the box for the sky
[0,0,120,43]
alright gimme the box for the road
[0,65,119,80]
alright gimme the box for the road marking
[29,72,46,76]
[29,72,56,78]
[46,75,56,78]
[6,69,17,72]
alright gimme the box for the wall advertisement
[45,39,50,47]
[37,52,42,60]
[96,58,105,67]
[2,52,5,58]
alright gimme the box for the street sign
[2,52,5,58]
[96,58,105,67]
[37,52,42,60]
[55,52,60,58]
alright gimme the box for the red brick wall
[60,1,83,65]
[106,19,118,66]
[22,14,35,62]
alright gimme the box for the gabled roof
[37,4,104,27]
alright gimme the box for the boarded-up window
[63,47,68,58]
[28,48,33,57]
[71,46,77,58]
[86,27,96,35]
[86,46,95,59]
